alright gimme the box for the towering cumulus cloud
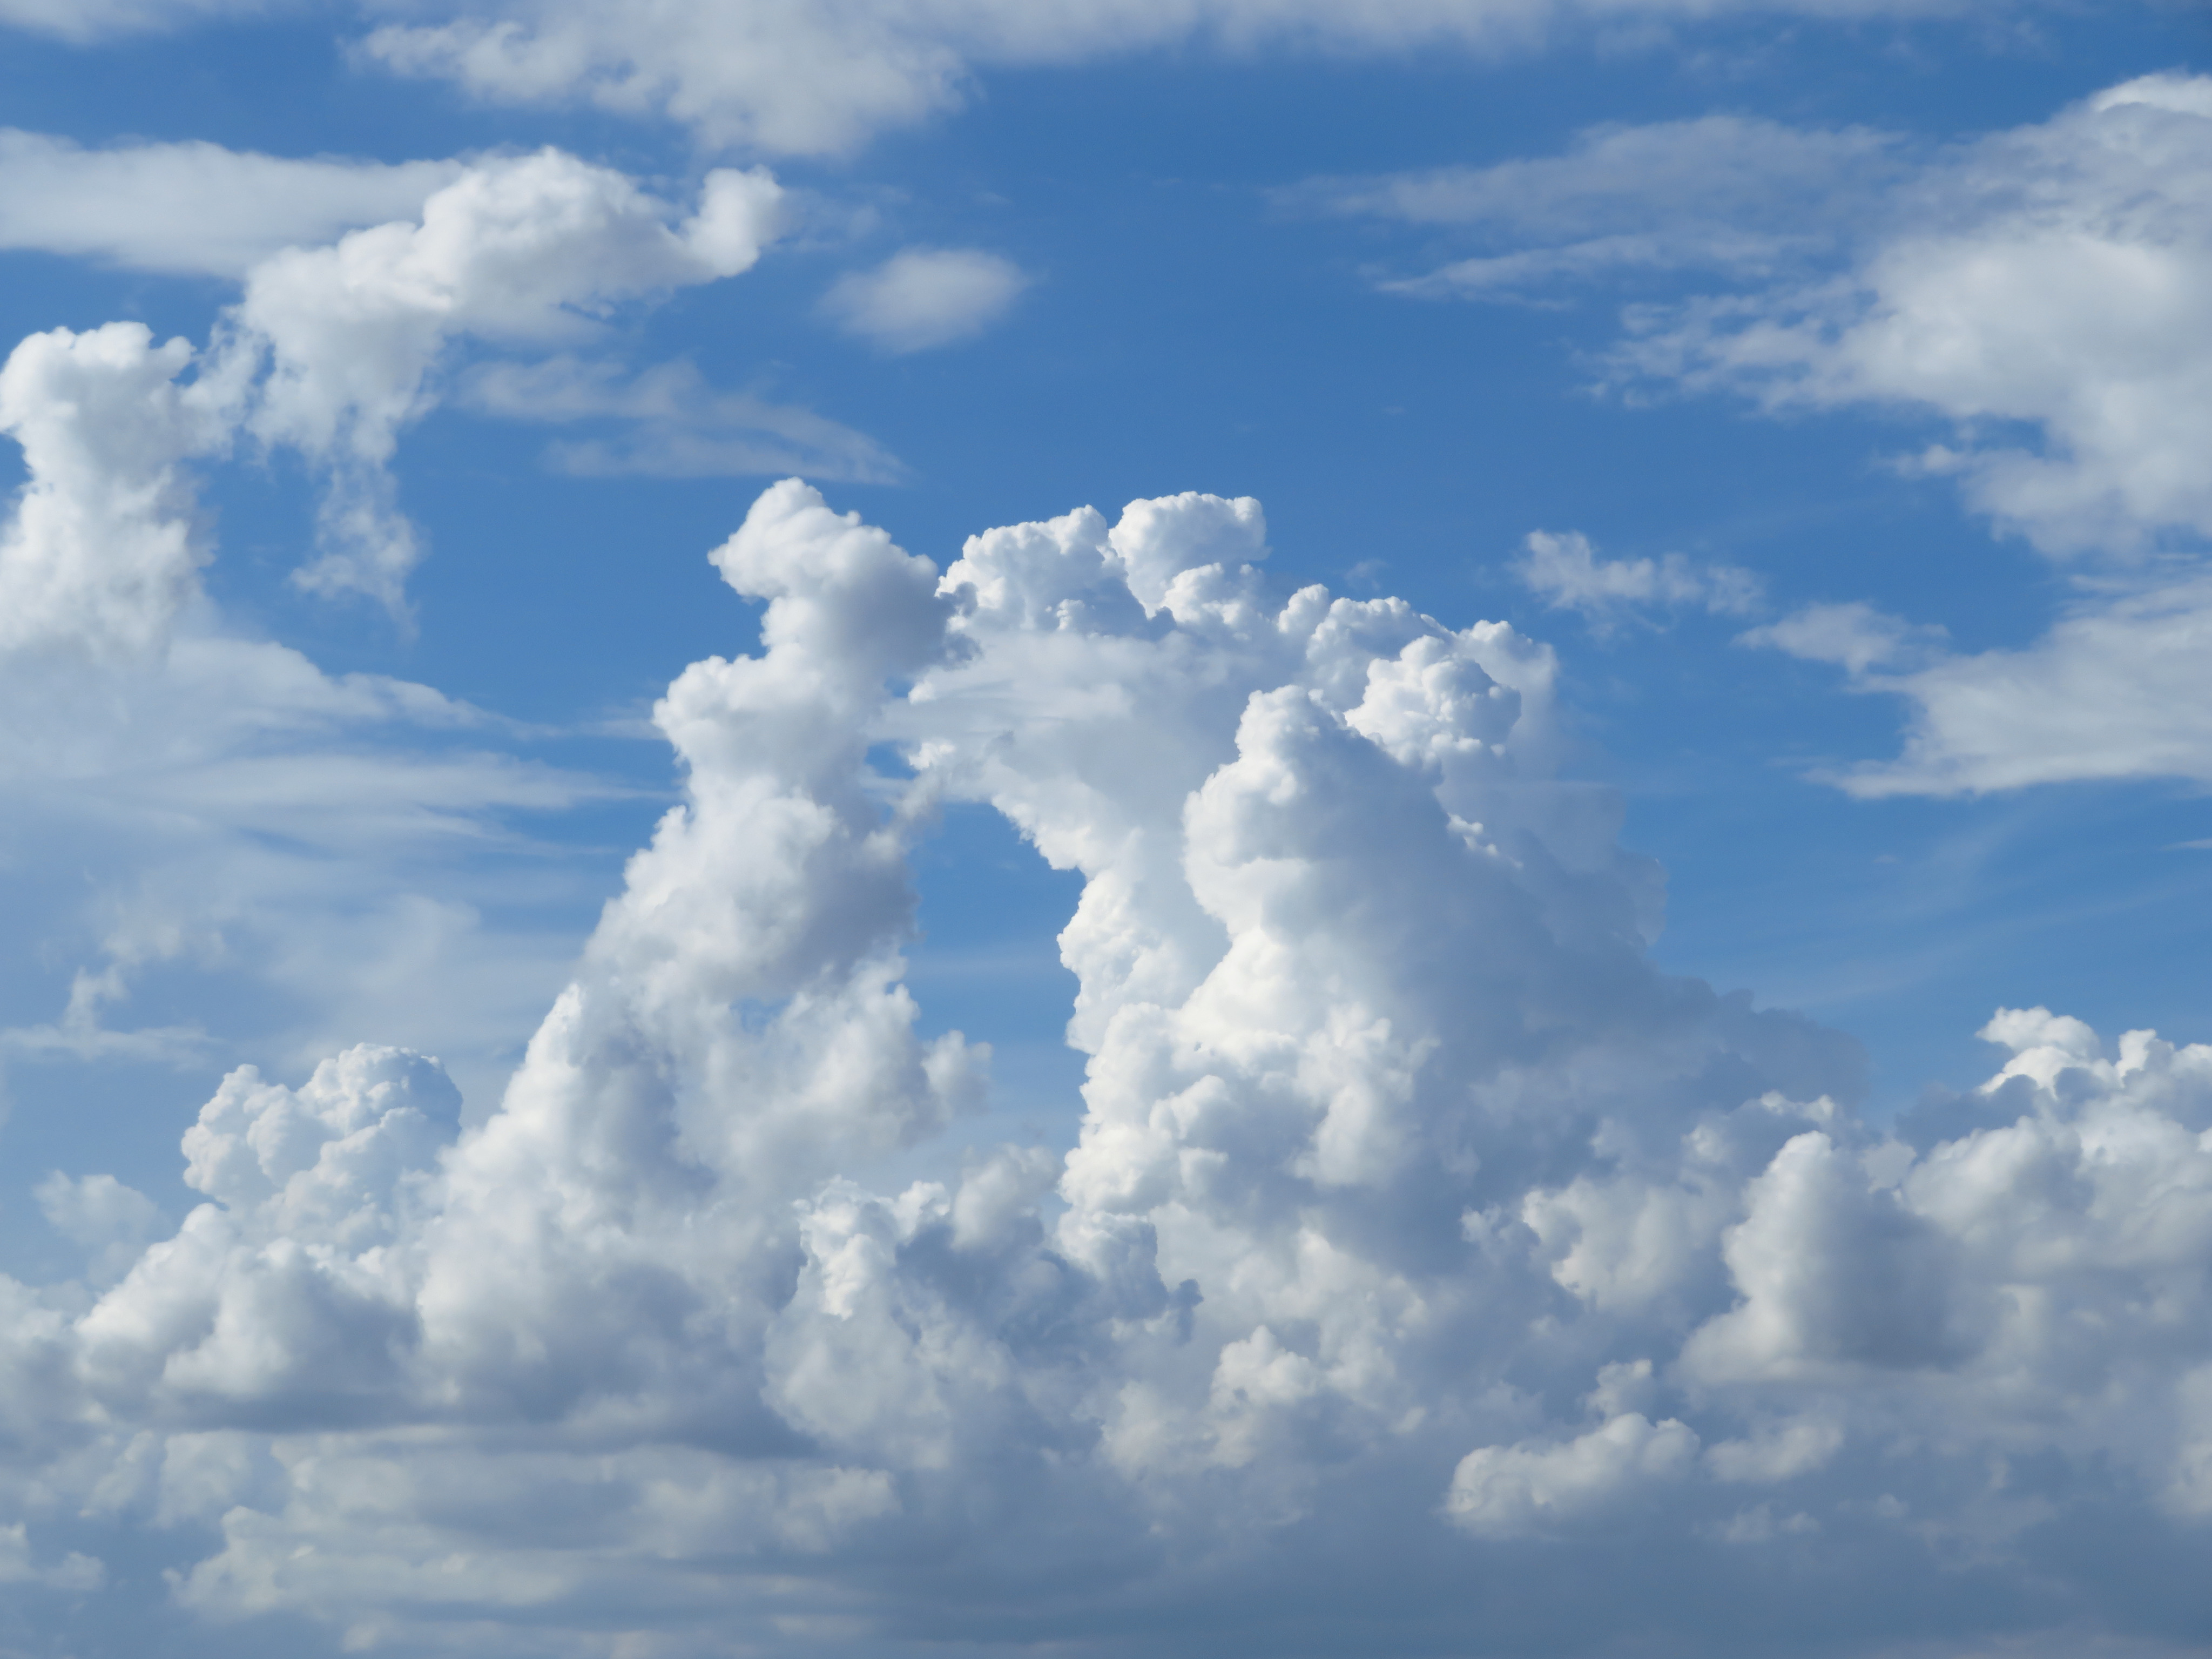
[6,482,2210,1655]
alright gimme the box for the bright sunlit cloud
[0,5,2207,1657]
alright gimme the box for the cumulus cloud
[349,0,2003,156]
[0,321,236,659]
[232,150,786,611]
[0,148,786,623]
[820,246,1029,353]
[2,481,2208,1655]
[0,131,462,278]
[1519,528,1762,624]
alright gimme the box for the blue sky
[3,2,2212,1655]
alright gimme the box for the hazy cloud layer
[0,480,2206,1655]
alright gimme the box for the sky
[2,1,2211,1655]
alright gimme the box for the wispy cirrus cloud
[461,355,907,481]
[1319,75,2212,797]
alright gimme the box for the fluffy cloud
[2,139,795,615]
[0,131,461,278]
[3,481,2208,1655]
[1622,76,2212,794]
[1519,528,1762,624]
[232,150,785,610]
[1323,75,2212,558]
[820,247,1029,353]
[0,321,235,658]
[349,0,2004,156]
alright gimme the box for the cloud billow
[3,480,2207,1655]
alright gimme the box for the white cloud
[1448,1412,1700,1536]
[1,481,2208,1654]
[0,0,268,42]
[34,1172,164,1286]
[0,150,788,623]
[1324,75,2212,563]
[349,0,1997,157]
[1744,577,2212,794]
[0,131,462,278]
[0,321,235,659]
[1299,114,1904,301]
[1321,76,2212,795]
[0,311,630,1120]
[1737,599,1946,677]
[460,355,907,482]
[820,246,1028,353]
[1618,79,2212,559]
[232,150,786,612]
[1519,528,1762,623]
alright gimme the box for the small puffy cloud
[0,321,233,660]
[820,246,1028,353]
[0,149,792,625]
[1738,600,1946,675]
[1448,1412,1700,1536]
[1519,529,1762,624]
[0,131,461,278]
